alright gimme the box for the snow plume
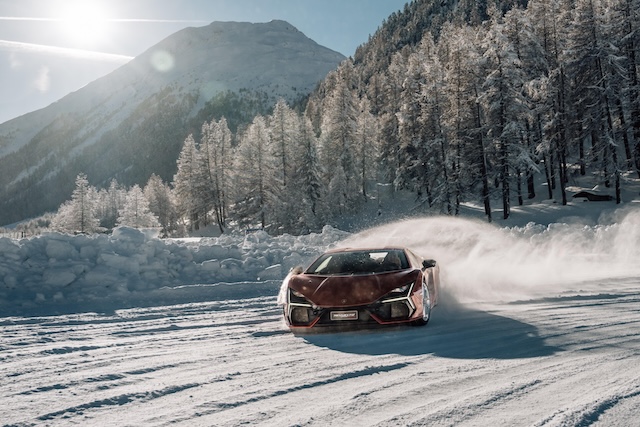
[339,207,640,303]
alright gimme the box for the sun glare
[55,1,112,47]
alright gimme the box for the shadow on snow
[299,300,561,359]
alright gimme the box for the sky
[0,0,409,124]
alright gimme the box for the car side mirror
[290,266,303,275]
[422,259,436,269]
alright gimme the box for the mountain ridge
[0,20,345,225]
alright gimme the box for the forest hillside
[158,0,640,234]
[5,0,640,237]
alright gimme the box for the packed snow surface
[2,204,640,425]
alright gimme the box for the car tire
[412,282,431,326]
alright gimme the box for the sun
[55,0,113,47]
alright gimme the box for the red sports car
[279,247,440,330]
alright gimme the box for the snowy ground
[2,192,640,425]
[2,273,640,426]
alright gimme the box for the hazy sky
[0,0,408,124]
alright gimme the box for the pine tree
[419,34,455,214]
[117,185,160,228]
[267,99,300,232]
[440,23,489,218]
[95,179,125,230]
[568,0,624,202]
[291,114,325,231]
[319,61,360,214]
[232,115,273,230]
[480,6,531,219]
[51,173,100,234]
[503,8,547,205]
[376,52,406,190]
[269,98,297,188]
[620,0,640,177]
[609,0,640,177]
[144,174,177,237]
[198,118,232,232]
[396,42,431,204]
[354,96,378,201]
[172,134,201,230]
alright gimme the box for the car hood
[288,269,419,307]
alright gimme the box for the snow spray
[338,206,640,303]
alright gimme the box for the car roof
[322,247,408,254]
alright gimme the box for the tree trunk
[475,95,491,222]
[555,139,567,205]
[501,141,510,219]
[543,153,553,199]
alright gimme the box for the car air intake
[291,307,310,324]
[390,301,410,318]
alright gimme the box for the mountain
[0,20,345,226]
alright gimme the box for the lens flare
[150,50,175,72]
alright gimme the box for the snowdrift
[0,226,348,315]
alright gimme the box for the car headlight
[291,289,305,298]
[382,281,414,301]
[289,288,312,305]
[391,283,411,294]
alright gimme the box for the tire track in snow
[15,363,185,397]
[199,362,410,414]
[36,383,200,421]
[535,381,640,427]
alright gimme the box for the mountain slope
[0,20,345,226]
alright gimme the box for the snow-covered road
[3,276,640,426]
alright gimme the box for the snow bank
[0,226,348,315]
[3,199,639,316]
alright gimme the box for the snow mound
[3,203,640,316]
[0,225,348,315]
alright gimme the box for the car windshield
[306,249,409,275]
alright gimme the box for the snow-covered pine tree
[611,0,640,176]
[419,34,455,214]
[354,96,378,202]
[568,0,624,202]
[320,61,361,215]
[232,115,273,230]
[502,8,546,205]
[267,99,300,232]
[94,179,125,230]
[116,185,159,229]
[269,98,297,188]
[440,23,489,218]
[396,39,434,207]
[480,6,531,219]
[144,174,177,237]
[172,134,202,230]
[526,0,570,201]
[609,0,640,176]
[376,52,406,194]
[51,173,100,234]
[289,113,325,232]
[198,118,232,233]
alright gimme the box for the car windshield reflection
[306,249,409,275]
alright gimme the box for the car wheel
[413,282,431,326]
